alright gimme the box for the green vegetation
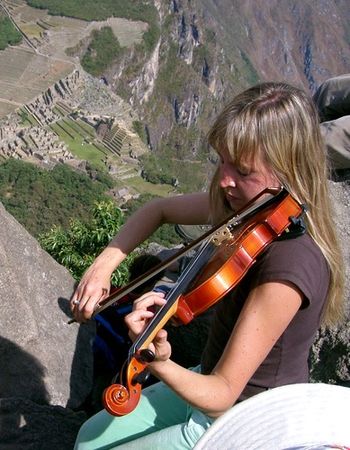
[132,120,147,144]
[140,133,212,193]
[39,195,181,284]
[39,200,134,284]
[124,175,174,198]
[81,27,124,77]
[27,0,160,81]
[0,159,113,236]
[26,0,156,23]
[157,44,189,96]
[240,50,260,86]
[18,109,38,127]
[0,16,22,50]
[140,153,175,186]
[49,119,108,170]
[26,0,159,51]
[0,157,180,249]
[138,19,160,54]
[52,105,65,117]
[75,119,96,138]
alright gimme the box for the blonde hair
[208,82,344,327]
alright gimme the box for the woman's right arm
[71,192,210,322]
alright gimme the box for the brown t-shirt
[200,233,330,401]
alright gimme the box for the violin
[101,187,305,416]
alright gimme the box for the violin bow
[68,186,285,324]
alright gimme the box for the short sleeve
[250,234,330,308]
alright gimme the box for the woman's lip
[225,192,238,202]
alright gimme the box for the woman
[72,82,345,449]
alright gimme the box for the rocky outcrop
[310,181,350,386]
[0,202,95,448]
[0,398,86,450]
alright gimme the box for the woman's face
[218,148,280,211]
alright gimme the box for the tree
[39,200,134,285]
[0,17,22,50]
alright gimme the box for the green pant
[74,368,214,450]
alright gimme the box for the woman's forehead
[217,146,262,167]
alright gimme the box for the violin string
[130,238,217,355]
[83,188,285,323]
[129,188,288,357]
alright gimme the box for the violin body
[175,192,303,324]
[103,188,305,416]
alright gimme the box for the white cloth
[194,383,350,450]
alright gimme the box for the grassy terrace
[125,176,173,197]
[26,0,159,52]
[0,15,22,50]
[74,118,96,138]
[61,117,96,140]
[52,105,66,117]
[49,119,110,170]
[18,108,39,127]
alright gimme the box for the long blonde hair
[208,82,344,327]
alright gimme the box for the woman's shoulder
[251,233,329,305]
[264,232,325,263]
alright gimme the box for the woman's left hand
[125,291,172,362]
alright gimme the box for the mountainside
[2,0,349,193]
[201,0,350,91]
[102,0,350,190]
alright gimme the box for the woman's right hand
[69,192,210,323]
[70,257,116,322]
[70,244,126,322]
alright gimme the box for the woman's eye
[237,168,250,176]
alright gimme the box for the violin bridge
[211,227,232,246]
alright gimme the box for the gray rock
[310,180,350,385]
[0,202,95,409]
[0,398,86,450]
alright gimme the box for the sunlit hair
[208,82,344,327]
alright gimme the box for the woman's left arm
[142,281,302,417]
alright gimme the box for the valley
[0,0,174,228]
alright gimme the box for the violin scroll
[103,383,131,415]
[103,349,155,416]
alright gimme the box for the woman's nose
[219,165,236,188]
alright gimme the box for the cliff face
[206,0,350,91]
[103,0,350,189]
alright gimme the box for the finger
[125,309,154,328]
[70,288,82,311]
[74,295,98,322]
[125,310,155,337]
[70,294,84,315]
[73,296,92,323]
[100,287,109,299]
[152,329,171,361]
[133,290,165,303]
[71,285,109,321]
[70,282,88,308]
[154,329,168,342]
[133,293,166,311]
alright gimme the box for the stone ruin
[0,69,148,172]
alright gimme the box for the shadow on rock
[0,337,86,449]
[57,295,96,412]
